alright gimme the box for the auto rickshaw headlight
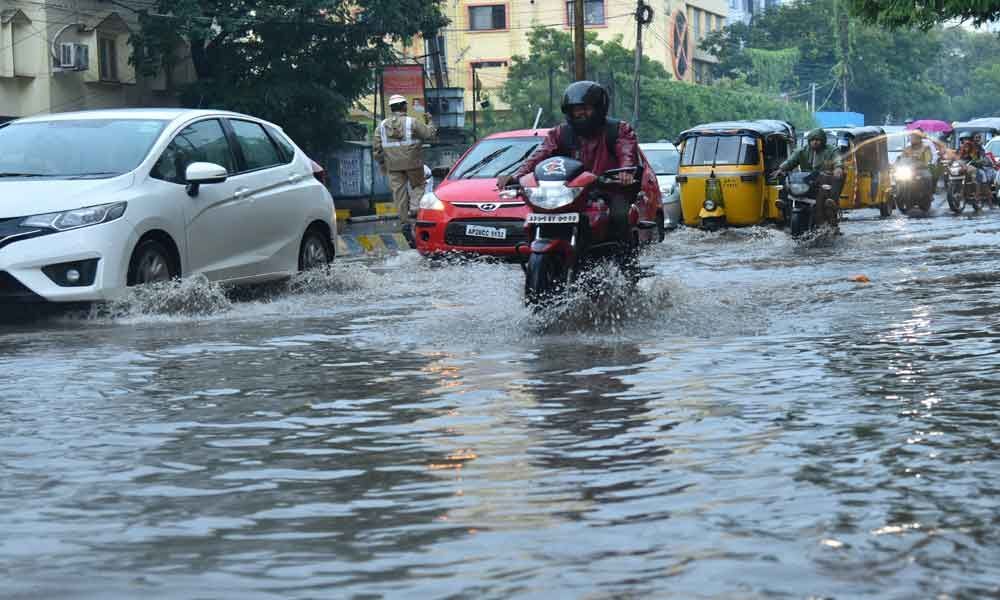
[789,182,810,195]
[703,198,717,211]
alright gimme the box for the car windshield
[681,135,758,166]
[450,137,540,179]
[0,118,167,179]
[644,149,680,175]
[986,139,1000,154]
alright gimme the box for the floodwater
[2,199,1000,599]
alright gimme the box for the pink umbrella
[906,119,952,134]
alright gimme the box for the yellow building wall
[388,0,729,117]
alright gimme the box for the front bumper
[0,220,133,303]
[414,215,529,257]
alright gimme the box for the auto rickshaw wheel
[701,217,723,232]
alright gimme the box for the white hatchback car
[0,109,336,304]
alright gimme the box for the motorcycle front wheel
[790,208,811,237]
[947,185,963,214]
[524,253,567,306]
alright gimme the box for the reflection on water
[2,200,1000,598]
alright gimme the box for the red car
[415,129,664,257]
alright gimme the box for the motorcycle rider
[897,129,934,201]
[958,131,992,205]
[771,128,844,224]
[496,81,639,240]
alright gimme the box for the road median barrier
[336,211,412,258]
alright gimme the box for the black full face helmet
[561,80,610,137]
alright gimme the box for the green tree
[499,27,813,142]
[133,0,448,154]
[847,0,1000,30]
[700,0,946,124]
[499,27,668,136]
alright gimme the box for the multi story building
[401,0,728,110]
[0,1,192,122]
[727,0,786,25]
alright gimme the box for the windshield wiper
[0,172,49,178]
[494,146,541,176]
[456,145,513,179]
[65,171,120,179]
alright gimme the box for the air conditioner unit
[59,43,89,70]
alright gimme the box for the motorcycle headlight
[950,165,962,176]
[703,199,717,211]
[525,185,582,209]
[894,165,914,181]
[789,182,810,195]
[418,192,444,211]
[20,202,127,231]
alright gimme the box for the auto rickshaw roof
[678,119,794,140]
[829,126,885,141]
[952,117,1000,133]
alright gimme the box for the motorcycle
[780,170,838,237]
[945,160,981,214]
[893,158,933,214]
[505,156,652,306]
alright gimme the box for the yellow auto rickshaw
[677,120,795,230]
[827,127,893,217]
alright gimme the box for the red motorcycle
[503,156,657,305]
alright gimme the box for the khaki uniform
[373,113,437,225]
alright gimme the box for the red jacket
[514,121,639,179]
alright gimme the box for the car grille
[444,219,529,247]
[0,271,45,303]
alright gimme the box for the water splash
[286,263,378,296]
[94,275,232,320]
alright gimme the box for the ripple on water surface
[2,205,1000,598]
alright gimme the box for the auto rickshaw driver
[771,128,844,225]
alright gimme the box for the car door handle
[233,187,251,199]
[287,174,302,184]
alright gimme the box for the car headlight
[524,185,582,210]
[419,192,444,211]
[895,165,914,181]
[20,202,127,231]
[789,182,810,195]
[703,199,717,211]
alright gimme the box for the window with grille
[566,0,605,26]
[469,5,506,30]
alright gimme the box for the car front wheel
[299,227,333,271]
[127,239,177,286]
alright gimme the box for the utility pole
[632,0,645,127]
[810,82,816,113]
[836,0,849,111]
[548,65,554,122]
[471,65,479,141]
[427,34,446,90]
[573,0,586,81]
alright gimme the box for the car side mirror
[185,162,228,197]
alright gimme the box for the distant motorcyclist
[497,81,640,239]
[772,128,844,224]
[899,130,933,166]
[896,129,934,199]
[958,131,993,204]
